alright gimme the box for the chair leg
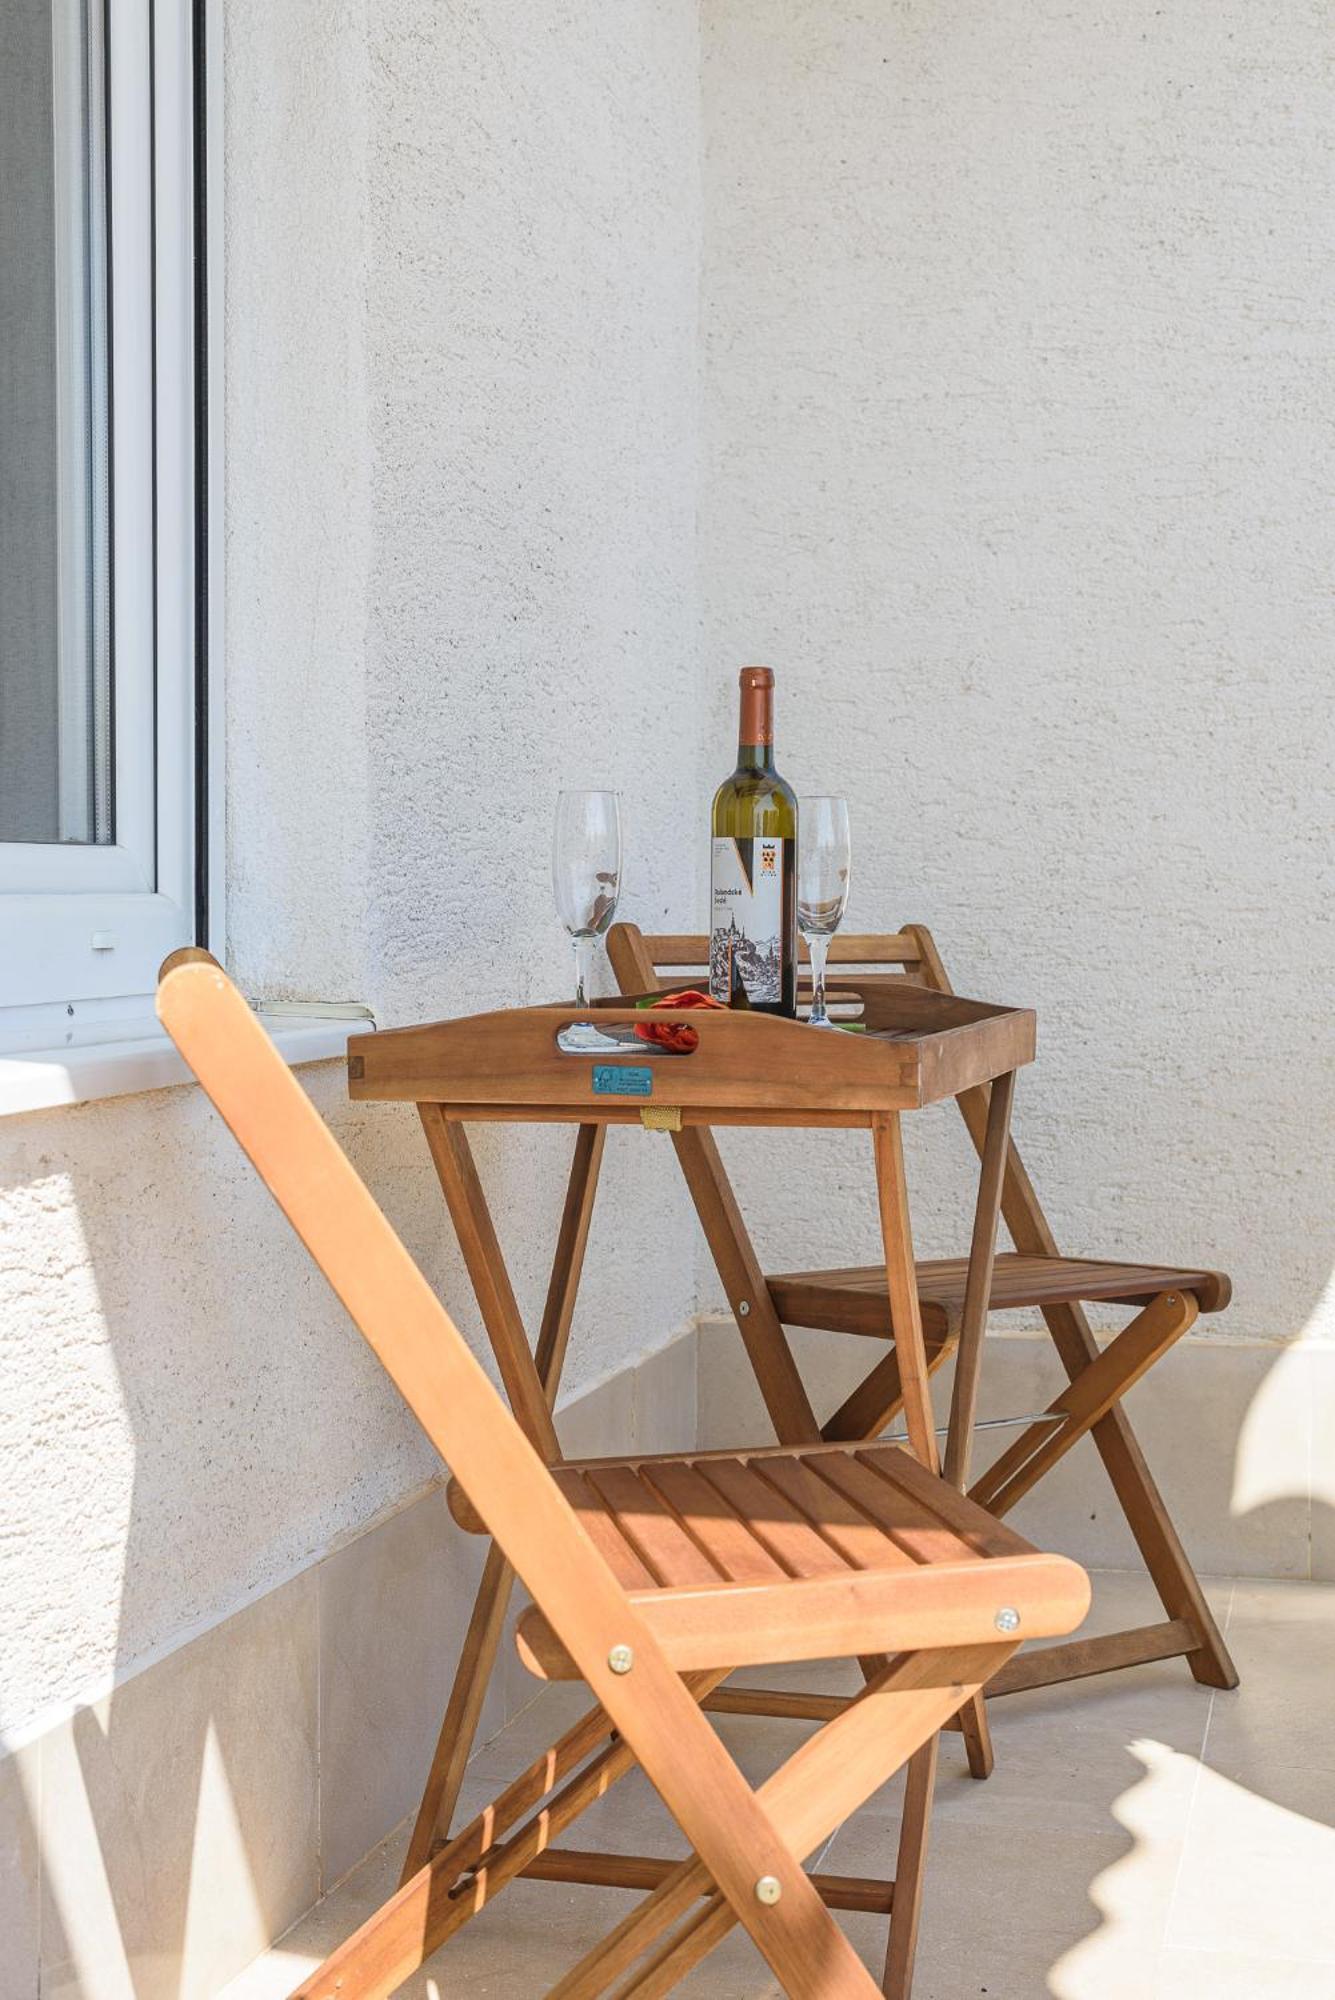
[821,1339,956,1446]
[882,1737,939,2000]
[1095,1409,1237,1689]
[955,1698,993,1780]
[1044,1302,1238,1689]
[404,1118,611,1883]
[907,921,1238,1696]
[1095,1408,1239,1688]
[940,1068,1013,1782]
[298,1675,722,2000]
[546,1645,1011,2000]
[970,1289,1199,1516]
[606,1900,733,1998]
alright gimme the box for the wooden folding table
[349,974,1035,1921]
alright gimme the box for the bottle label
[710,836,784,1004]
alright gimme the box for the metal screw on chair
[994,1607,1020,1633]
[607,1643,635,1674]
[738,1300,751,1316]
[754,1875,782,1905]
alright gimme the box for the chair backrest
[154,950,659,1679]
[635,930,924,982]
[610,921,1062,1264]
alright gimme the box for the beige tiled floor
[220,1572,1335,1999]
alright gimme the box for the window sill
[0,1012,374,1118]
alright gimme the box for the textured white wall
[700,0,1335,1344]
[5,0,1331,1748]
[224,0,373,1004]
[0,0,703,1741]
[365,1,704,1024]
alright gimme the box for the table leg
[870,1113,938,1471]
[881,1736,939,2000]
[417,1106,561,1461]
[942,1067,1015,1779]
[943,1070,1015,1488]
[536,1123,608,1387]
[869,1107,994,1775]
[867,1114,945,1990]
[401,1117,608,1884]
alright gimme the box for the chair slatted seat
[769,1252,1231,1342]
[508,1443,1071,1678]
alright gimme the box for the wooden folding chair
[157,949,1090,1999]
[614,923,1238,1706]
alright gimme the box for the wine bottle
[710,667,798,1015]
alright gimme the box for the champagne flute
[797,796,851,1028]
[552,790,622,1007]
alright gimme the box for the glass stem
[573,934,594,1008]
[808,935,831,1027]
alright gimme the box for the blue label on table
[592,1063,653,1098]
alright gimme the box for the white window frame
[0,0,211,1031]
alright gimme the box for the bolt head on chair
[157,950,1090,1999]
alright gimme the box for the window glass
[0,0,112,845]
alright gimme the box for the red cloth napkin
[634,988,725,1053]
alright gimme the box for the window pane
[0,0,111,845]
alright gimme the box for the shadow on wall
[0,1072,474,1999]
[1,1051,691,1999]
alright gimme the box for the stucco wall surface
[0,0,703,1742]
[699,0,1335,1346]
[5,0,1332,1756]
[0,1074,442,1743]
[224,0,373,1005]
[359,0,705,1385]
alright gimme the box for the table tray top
[348,981,1035,1122]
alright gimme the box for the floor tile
[1168,1756,1335,1966]
[1154,1946,1335,1997]
[828,1787,1174,1981]
[219,1572,1335,2000]
[1195,1578,1335,1813]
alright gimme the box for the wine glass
[552,790,622,1006]
[797,796,851,1028]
